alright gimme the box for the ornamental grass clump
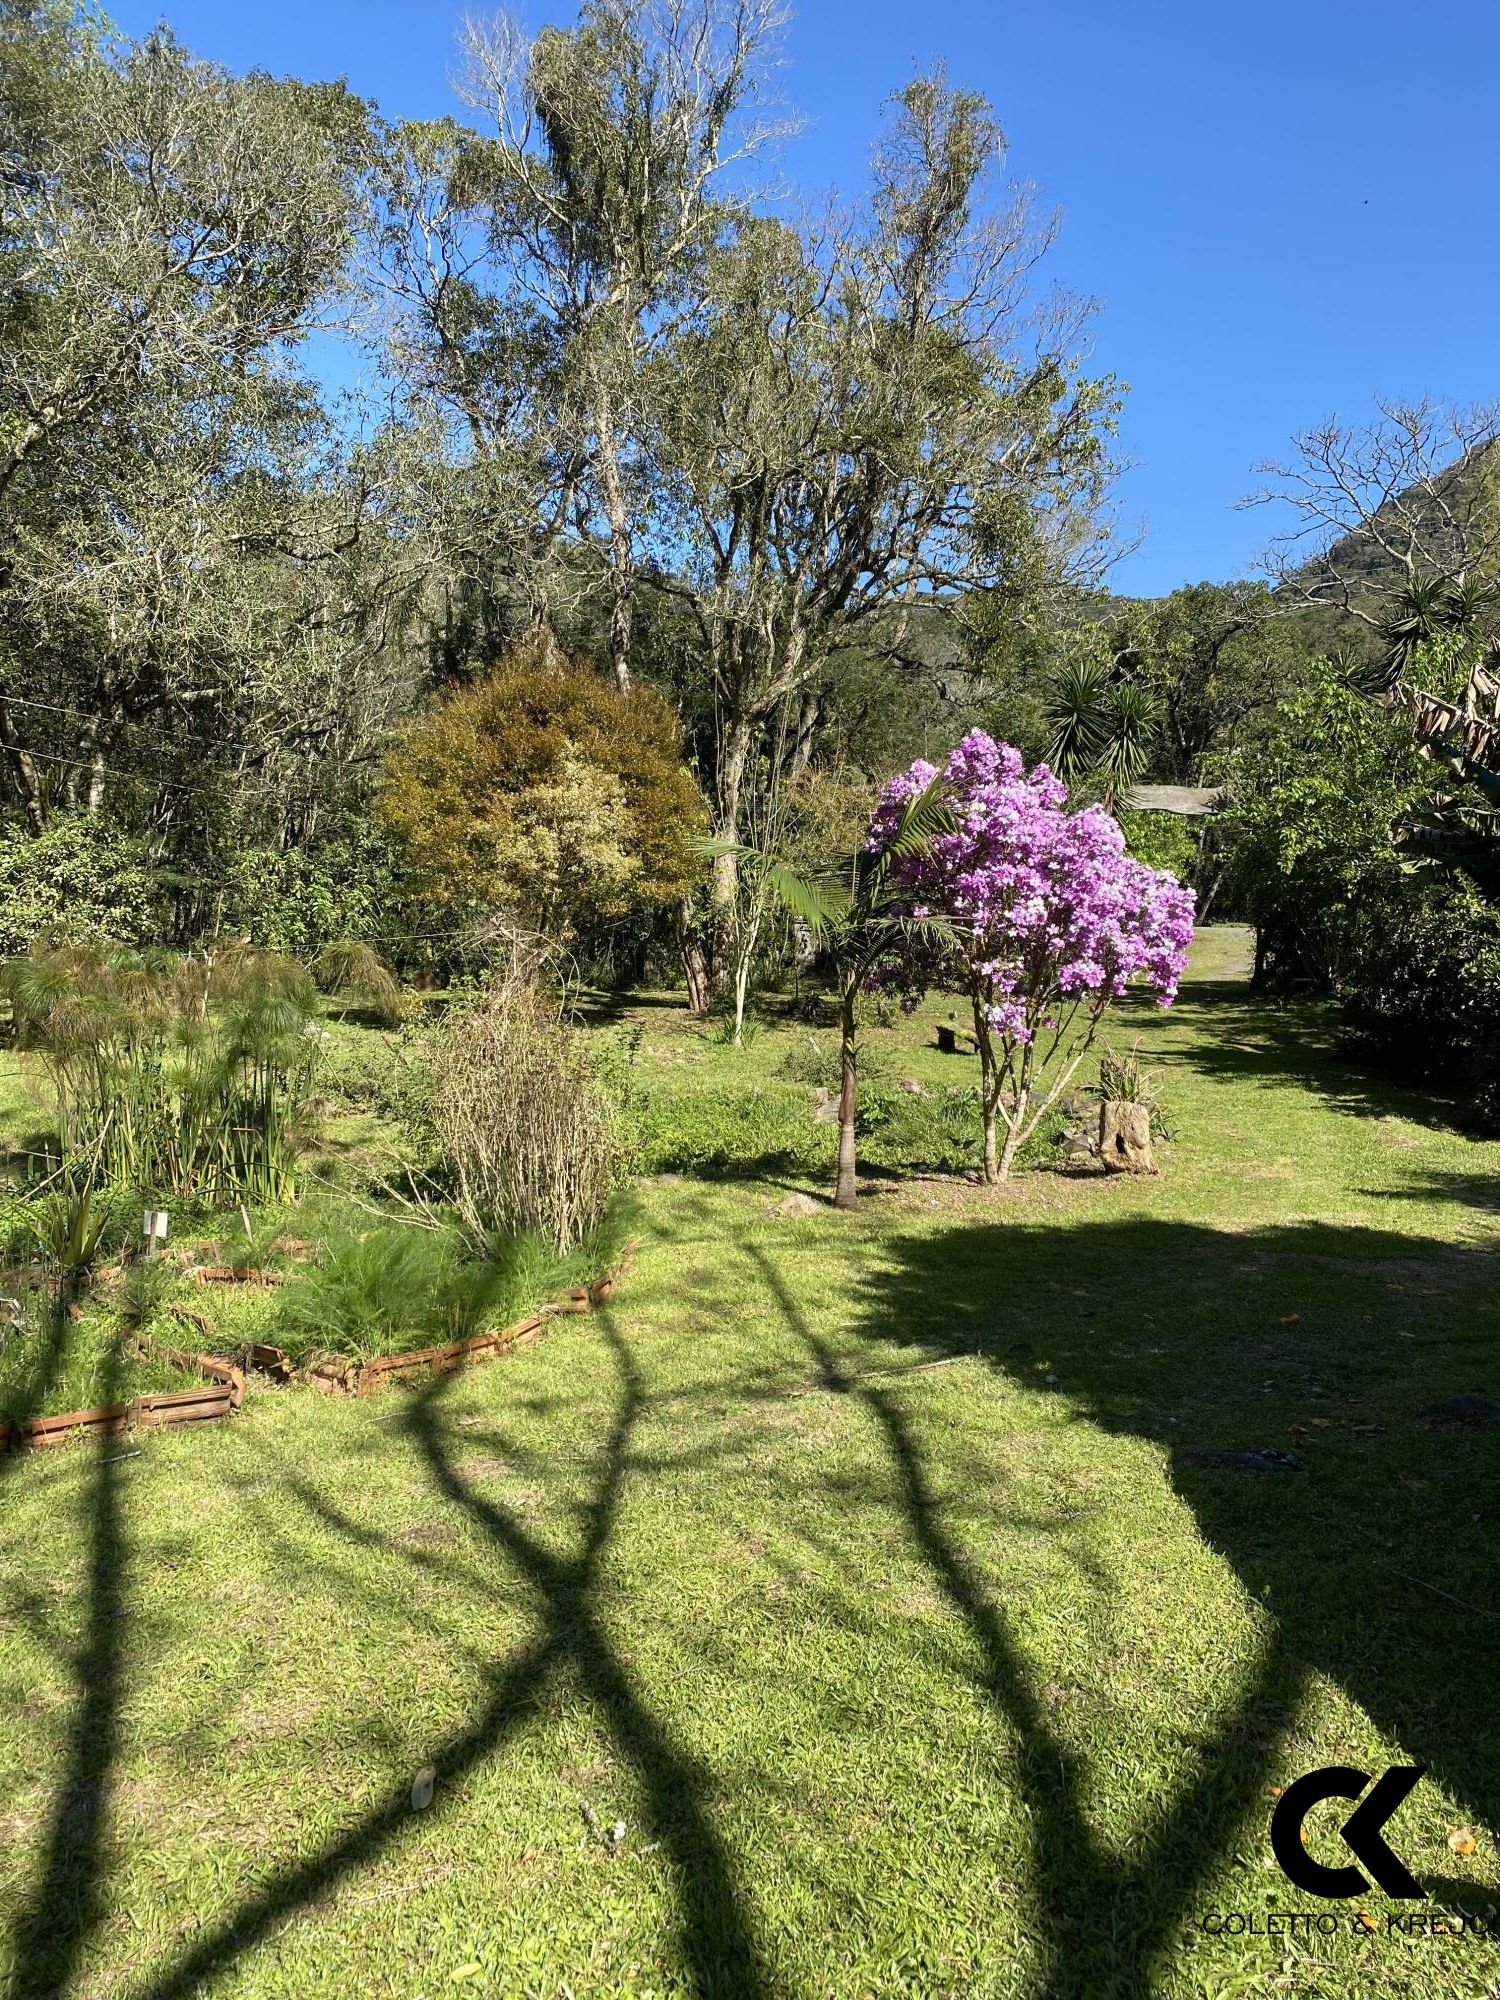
[4,939,322,1203]
[433,976,623,1255]
[869,731,1195,1181]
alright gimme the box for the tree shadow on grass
[1155,981,1483,1135]
[812,1211,1500,1988]
[746,1245,1309,2000]
[22,1309,768,2000]
[1360,1169,1500,1215]
[6,1338,128,2000]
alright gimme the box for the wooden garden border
[0,1334,245,1454]
[255,1240,637,1399]
[0,1241,635,1449]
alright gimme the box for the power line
[0,689,350,776]
[0,740,331,806]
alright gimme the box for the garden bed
[253,1241,635,1397]
[0,1327,244,1452]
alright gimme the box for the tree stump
[1099,1100,1155,1174]
[936,1025,961,1055]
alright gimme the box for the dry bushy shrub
[434,978,622,1255]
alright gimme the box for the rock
[777,1192,821,1217]
[1422,1393,1500,1427]
[1175,1446,1302,1473]
[1060,1135,1095,1163]
[656,1172,683,1185]
[1099,1100,1155,1174]
[897,1077,928,1096]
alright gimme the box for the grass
[0,1304,204,1426]
[1,928,1498,1998]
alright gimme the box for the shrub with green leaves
[310,941,404,1027]
[1342,886,1500,1129]
[1117,808,1197,879]
[0,817,166,957]
[634,1084,825,1178]
[274,1224,494,1362]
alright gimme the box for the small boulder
[1176,1446,1302,1473]
[1422,1393,1500,1427]
[777,1192,821,1217]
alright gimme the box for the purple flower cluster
[869,731,1196,1043]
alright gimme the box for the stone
[1422,1393,1500,1427]
[1175,1446,1303,1473]
[777,1192,821,1217]
[897,1077,928,1096]
[1099,1100,1155,1174]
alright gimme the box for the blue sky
[115,0,1500,596]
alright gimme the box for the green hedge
[1343,889,1500,1129]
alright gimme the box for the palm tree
[724,781,954,1209]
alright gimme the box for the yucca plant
[1091,1039,1176,1140]
[1043,655,1163,807]
[30,1185,114,1311]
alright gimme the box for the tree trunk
[997,1087,1029,1180]
[591,362,635,691]
[732,950,751,1047]
[0,699,46,834]
[834,982,859,1209]
[673,898,710,1014]
[710,711,755,993]
[1099,1100,1155,1173]
[973,995,1000,1184]
[993,1041,1038,1183]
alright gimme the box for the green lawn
[2,929,1498,1998]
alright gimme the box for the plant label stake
[143,1209,170,1257]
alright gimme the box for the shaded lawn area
[2,932,1499,1998]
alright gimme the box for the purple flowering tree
[868,731,1196,1182]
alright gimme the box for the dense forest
[4,0,1499,1114]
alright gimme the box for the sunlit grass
[1,930,1497,1999]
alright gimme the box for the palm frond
[883,776,955,858]
[757,859,848,937]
